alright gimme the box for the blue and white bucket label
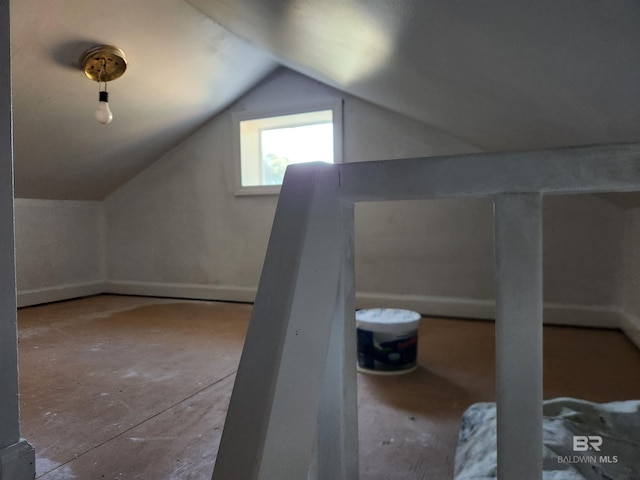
[357,328,418,372]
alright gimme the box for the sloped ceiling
[10,0,640,200]
[190,0,640,151]
[10,0,277,200]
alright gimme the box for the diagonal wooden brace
[213,162,355,480]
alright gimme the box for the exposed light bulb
[95,91,113,124]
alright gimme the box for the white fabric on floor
[454,397,640,479]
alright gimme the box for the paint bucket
[356,308,421,375]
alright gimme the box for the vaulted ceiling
[10,0,277,200]
[10,0,640,200]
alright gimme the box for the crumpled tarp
[454,397,640,479]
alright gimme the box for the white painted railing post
[314,201,359,480]
[0,1,36,478]
[494,193,543,480]
[212,163,344,480]
[0,0,19,451]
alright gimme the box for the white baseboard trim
[16,280,637,350]
[356,293,621,328]
[20,280,624,335]
[104,284,498,318]
[355,292,496,319]
[102,283,621,329]
[542,302,622,329]
[620,312,640,350]
[104,281,257,303]
[17,282,106,308]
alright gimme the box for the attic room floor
[16,294,640,480]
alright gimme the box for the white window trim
[232,100,344,196]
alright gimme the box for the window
[234,101,343,195]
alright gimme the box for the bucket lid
[356,308,421,332]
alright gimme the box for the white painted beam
[212,163,344,480]
[315,202,359,480]
[0,2,20,448]
[494,194,543,480]
[0,1,35,478]
[0,0,20,450]
[339,142,640,201]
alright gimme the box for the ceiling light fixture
[80,45,127,124]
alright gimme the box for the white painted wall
[354,194,624,324]
[105,69,478,299]
[620,206,640,348]
[14,199,105,307]
[104,69,477,301]
[104,68,625,325]
[542,194,624,326]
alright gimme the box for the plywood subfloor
[17,295,640,479]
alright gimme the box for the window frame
[232,100,343,196]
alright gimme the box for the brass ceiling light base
[80,45,127,82]
[80,45,126,124]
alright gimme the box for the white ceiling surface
[10,0,277,200]
[190,0,640,148]
[10,0,640,200]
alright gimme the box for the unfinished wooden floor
[17,294,640,479]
